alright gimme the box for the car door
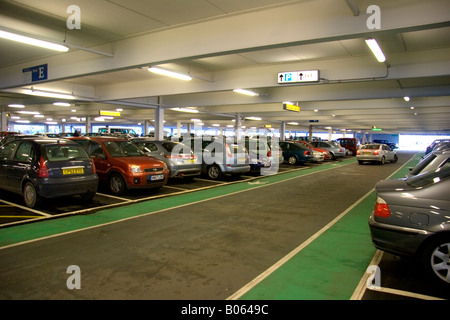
[88,141,109,181]
[383,145,394,161]
[0,141,19,191]
[8,141,35,192]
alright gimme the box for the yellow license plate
[63,167,84,175]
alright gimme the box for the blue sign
[23,64,48,82]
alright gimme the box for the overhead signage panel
[278,70,319,84]
[100,110,121,117]
[283,103,300,112]
[23,64,48,82]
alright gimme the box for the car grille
[144,167,164,172]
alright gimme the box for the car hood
[112,156,165,167]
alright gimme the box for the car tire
[379,156,385,165]
[109,173,127,195]
[329,152,336,160]
[207,164,223,180]
[23,181,41,208]
[421,236,450,286]
[391,155,398,163]
[80,191,96,201]
[288,156,297,165]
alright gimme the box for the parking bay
[0,151,447,300]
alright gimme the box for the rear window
[361,144,380,150]
[406,166,450,188]
[45,145,90,162]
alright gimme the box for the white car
[356,143,398,165]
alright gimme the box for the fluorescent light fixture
[233,89,259,96]
[8,104,25,108]
[171,107,199,113]
[190,118,202,122]
[0,30,68,52]
[148,67,192,81]
[34,114,45,118]
[45,122,58,125]
[404,96,410,102]
[16,120,30,123]
[24,89,75,100]
[53,102,71,107]
[287,122,299,125]
[17,110,40,115]
[245,116,262,121]
[365,38,386,63]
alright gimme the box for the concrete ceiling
[0,0,449,135]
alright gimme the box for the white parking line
[0,199,52,217]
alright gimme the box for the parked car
[297,140,331,160]
[0,134,38,146]
[183,136,250,180]
[310,141,346,159]
[406,150,450,178]
[69,136,168,195]
[130,138,201,179]
[279,141,312,165]
[336,138,358,156]
[0,136,98,208]
[373,139,398,150]
[369,166,450,286]
[36,132,60,138]
[425,139,450,155]
[356,143,398,165]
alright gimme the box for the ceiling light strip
[0,30,68,52]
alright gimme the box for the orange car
[69,136,168,195]
[296,140,331,160]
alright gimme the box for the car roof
[7,136,79,146]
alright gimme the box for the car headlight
[130,165,143,173]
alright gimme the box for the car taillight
[356,150,361,155]
[91,159,96,174]
[225,143,232,158]
[373,150,379,155]
[304,150,309,156]
[374,196,391,218]
[267,150,272,157]
[38,156,49,178]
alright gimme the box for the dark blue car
[279,141,312,165]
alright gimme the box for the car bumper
[221,164,251,174]
[37,175,98,198]
[368,214,432,257]
[357,155,382,162]
[125,172,168,189]
[168,164,202,178]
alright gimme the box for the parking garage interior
[0,0,449,307]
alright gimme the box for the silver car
[131,138,201,179]
[356,143,398,165]
[406,150,450,178]
[310,141,346,160]
[369,166,450,286]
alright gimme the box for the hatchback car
[279,141,312,165]
[184,136,250,180]
[131,138,201,179]
[69,136,169,195]
[369,166,450,286]
[0,137,98,208]
[310,141,346,159]
[297,140,331,160]
[356,143,398,165]
[336,138,358,156]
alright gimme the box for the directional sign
[23,64,48,82]
[283,103,300,112]
[278,70,319,84]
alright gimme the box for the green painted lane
[237,153,424,300]
[0,159,355,248]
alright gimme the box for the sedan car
[69,136,169,195]
[356,143,398,165]
[310,141,346,159]
[0,136,98,208]
[279,141,312,165]
[131,138,201,179]
[184,136,250,180]
[369,166,450,286]
[297,140,331,160]
[406,150,450,178]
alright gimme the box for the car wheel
[23,181,41,208]
[379,156,385,165]
[421,236,450,286]
[207,164,223,180]
[391,155,398,163]
[288,156,297,165]
[80,191,96,201]
[329,152,336,160]
[109,173,126,195]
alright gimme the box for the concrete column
[1,112,7,131]
[280,121,286,141]
[154,97,164,140]
[177,121,181,137]
[328,129,332,141]
[85,117,91,133]
[235,113,242,140]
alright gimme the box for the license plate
[184,159,195,164]
[63,167,84,175]
[149,174,164,181]
[364,152,372,155]
[238,157,246,163]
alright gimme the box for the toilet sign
[278,70,319,83]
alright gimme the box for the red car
[296,140,331,160]
[69,136,169,195]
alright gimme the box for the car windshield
[45,144,90,161]
[329,141,341,147]
[104,141,145,157]
[406,166,450,188]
